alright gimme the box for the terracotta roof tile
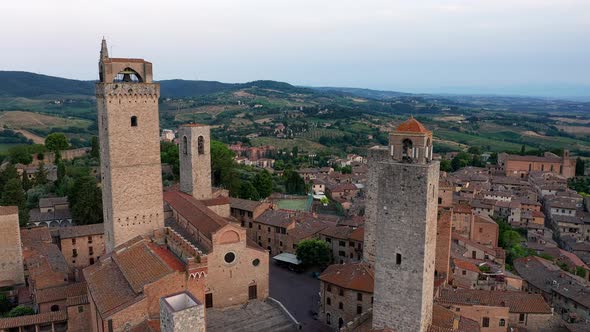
[319,262,374,293]
[396,117,430,134]
[113,241,172,293]
[0,310,67,329]
[229,197,265,212]
[454,259,481,274]
[430,303,481,332]
[59,223,104,239]
[84,257,138,317]
[438,288,551,314]
[66,294,89,306]
[36,282,87,304]
[164,191,228,240]
[0,206,18,215]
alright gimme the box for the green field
[250,137,327,153]
[0,143,19,153]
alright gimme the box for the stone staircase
[207,300,299,332]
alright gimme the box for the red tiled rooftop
[396,117,430,134]
[454,258,481,274]
[147,243,185,272]
[438,288,552,314]
[164,190,228,240]
[0,206,18,216]
[320,262,374,293]
[0,310,67,329]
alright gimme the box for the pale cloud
[0,0,588,96]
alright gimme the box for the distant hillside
[0,71,314,99]
[312,86,409,99]
[0,71,94,97]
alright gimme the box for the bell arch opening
[114,67,143,83]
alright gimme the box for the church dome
[396,117,430,133]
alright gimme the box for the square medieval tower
[178,124,212,200]
[367,117,439,332]
[96,39,164,252]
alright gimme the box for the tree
[21,173,31,191]
[6,306,35,317]
[238,181,260,201]
[0,163,18,190]
[90,136,100,159]
[57,161,66,183]
[575,266,587,278]
[283,169,306,195]
[440,159,452,172]
[253,170,273,198]
[211,140,240,194]
[0,294,13,314]
[45,133,69,152]
[467,146,482,155]
[8,145,33,165]
[341,165,352,174]
[1,178,28,226]
[520,144,526,156]
[69,176,103,225]
[295,239,331,267]
[451,152,471,171]
[1,179,25,208]
[160,141,179,177]
[34,162,48,186]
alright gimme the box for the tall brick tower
[369,117,439,332]
[96,39,164,252]
[178,124,212,200]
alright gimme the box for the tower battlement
[96,82,159,98]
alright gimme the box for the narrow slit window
[198,136,205,155]
[130,116,138,127]
[396,253,402,265]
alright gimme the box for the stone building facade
[96,39,164,252]
[435,208,452,282]
[179,124,212,200]
[59,224,105,269]
[498,151,576,179]
[0,206,25,286]
[369,118,439,332]
[319,263,374,329]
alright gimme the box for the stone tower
[96,39,164,253]
[0,206,25,286]
[160,292,205,332]
[369,117,439,332]
[179,124,212,200]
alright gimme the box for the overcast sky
[1,0,589,96]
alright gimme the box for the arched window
[130,116,137,127]
[114,67,143,83]
[499,319,506,326]
[402,139,413,158]
[51,305,59,312]
[326,313,331,325]
[338,317,344,328]
[182,136,188,155]
[198,136,205,155]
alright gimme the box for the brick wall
[435,209,452,280]
[97,82,165,253]
[60,234,105,269]
[0,209,24,286]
